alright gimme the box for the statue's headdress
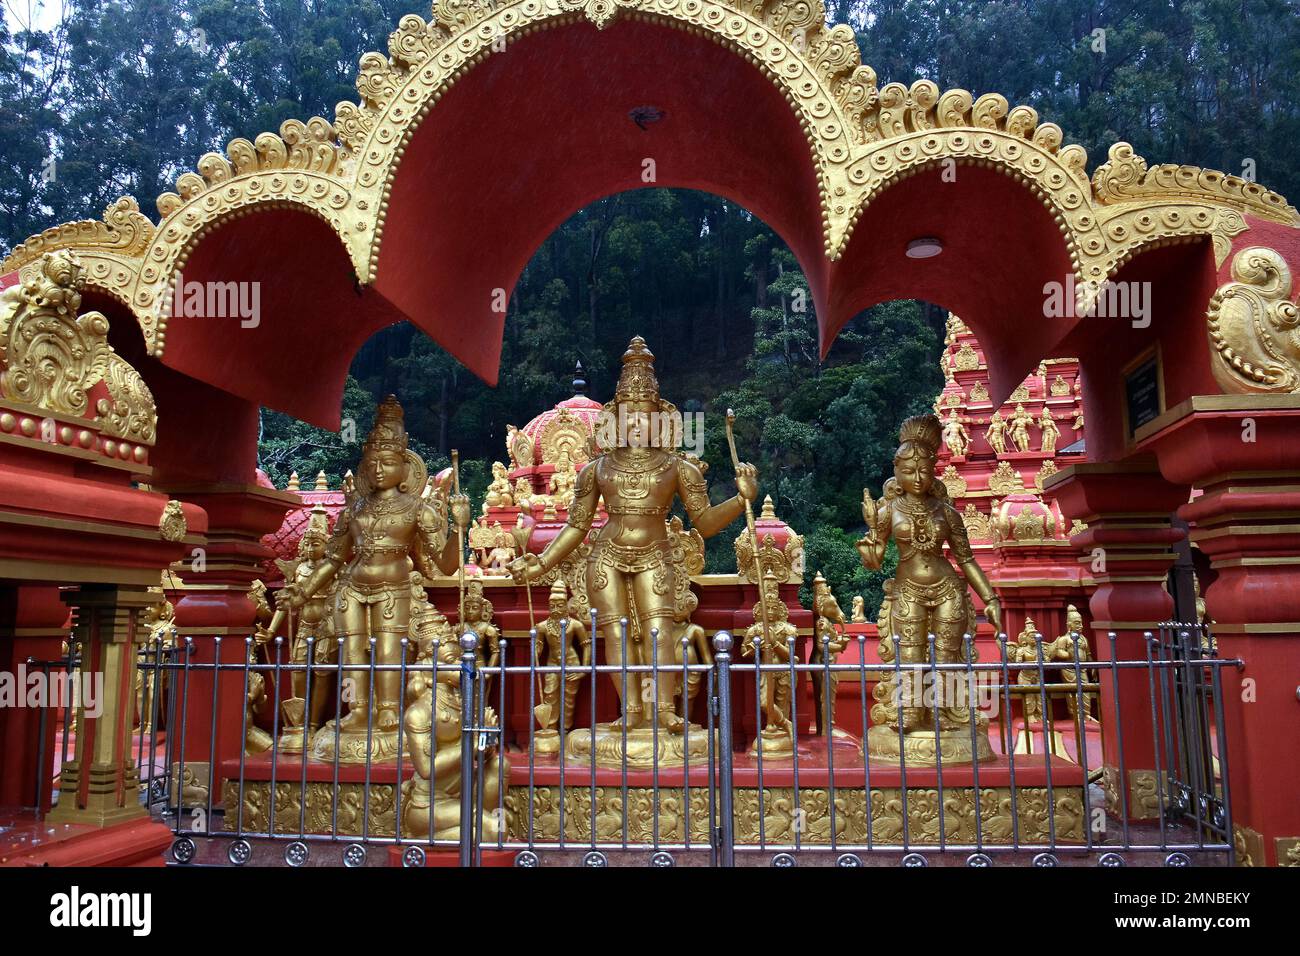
[299,504,330,551]
[364,395,408,455]
[895,414,942,463]
[614,336,660,403]
[549,580,568,602]
[752,569,789,623]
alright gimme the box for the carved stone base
[277,727,310,754]
[865,723,994,766]
[750,729,796,757]
[565,723,714,770]
[311,721,405,764]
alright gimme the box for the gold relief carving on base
[1206,246,1300,394]
[159,500,188,541]
[1102,765,1165,820]
[969,381,989,403]
[1009,384,1030,403]
[1034,459,1059,491]
[954,343,980,371]
[226,780,399,837]
[1276,837,1300,867]
[940,464,967,497]
[1233,823,1264,867]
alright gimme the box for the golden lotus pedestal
[533,728,562,755]
[565,723,715,771]
[311,721,405,763]
[865,723,995,766]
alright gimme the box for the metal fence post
[713,631,735,867]
[459,631,478,868]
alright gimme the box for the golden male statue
[512,337,757,766]
[281,396,469,762]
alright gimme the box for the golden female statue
[857,414,998,764]
[1039,409,1061,455]
[1010,403,1034,453]
[511,337,757,767]
[280,396,469,762]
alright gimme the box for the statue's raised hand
[734,462,759,502]
[449,493,471,531]
[861,487,877,530]
[509,553,544,584]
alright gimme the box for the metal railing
[27,619,1238,867]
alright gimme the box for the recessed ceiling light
[906,237,943,259]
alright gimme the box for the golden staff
[725,409,773,653]
[452,449,467,632]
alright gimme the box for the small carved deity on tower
[1039,410,1061,455]
[942,409,970,458]
[810,572,848,737]
[985,410,1008,455]
[1010,403,1035,453]
[549,449,578,510]
[484,461,514,508]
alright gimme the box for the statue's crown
[364,395,408,454]
[614,336,659,403]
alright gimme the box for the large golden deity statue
[280,396,469,762]
[857,414,998,765]
[511,337,757,768]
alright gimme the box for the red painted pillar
[1047,463,1189,822]
[1142,399,1300,866]
[0,585,69,811]
[150,483,297,809]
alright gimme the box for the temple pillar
[47,585,156,826]
[1139,396,1300,866]
[0,585,69,812]
[149,482,297,808]
[1046,462,1189,822]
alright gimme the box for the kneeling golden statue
[858,414,998,766]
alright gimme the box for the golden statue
[462,579,501,687]
[279,396,469,762]
[133,588,175,735]
[511,336,757,769]
[857,414,998,765]
[513,477,534,512]
[984,410,1008,455]
[263,505,339,752]
[1039,410,1061,455]
[941,409,970,458]
[549,449,578,510]
[1010,403,1034,453]
[810,572,849,738]
[850,595,866,623]
[400,625,508,842]
[1012,617,1045,720]
[532,580,591,752]
[484,461,514,508]
[673,590,712,717]
[741,570,797,756]
[1054,604,1095,719]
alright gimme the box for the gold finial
[287,471,300,491]
[314,470,328,490]
[760,494,777,520]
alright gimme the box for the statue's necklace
[899,496,938,553]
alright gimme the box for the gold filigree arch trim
[5,0,1297,359]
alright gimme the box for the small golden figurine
[549,449,578,510]
[263,506,339,752]
[532,580,591,752]
[674,590,712,717]
[851,595,866,623]
[810,572,849,738]
[462,579,501,693]
[741,570,797,756]
[942,409,970,458]
[1039,410,1061,455]
[857,414,998,765]
[1010,403,1034,453]
[484,461,514,508]
[512,337,757,769]
[133,588,175,735]
[279,397,469,762]
[984,410,1008,455]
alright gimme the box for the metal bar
[857,633,873,852]
[789,635,800,853]
[1032,630,1056,849]
[928,634,946,851]
[1107,632,1132,848]
[996,634,1021,850]
[620,617,629,850]
[1143,633,1168,851]
[459,631,478,867]
[714,632,735,867]
[964,634,982,853]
